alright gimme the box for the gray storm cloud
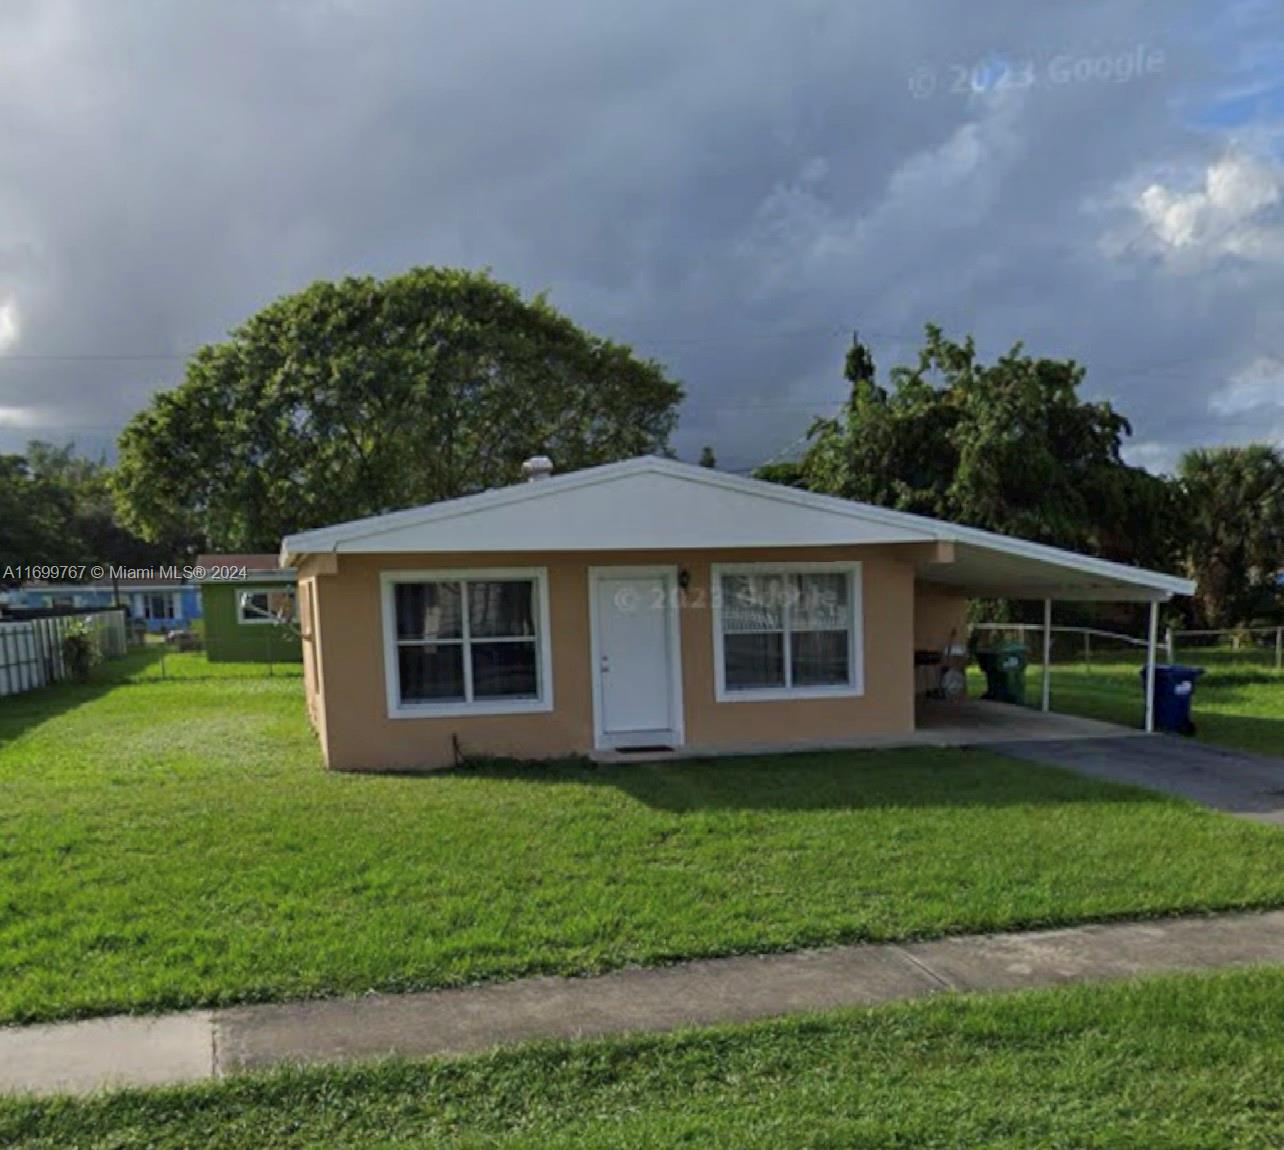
[0,0,1281,473]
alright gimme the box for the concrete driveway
[992,736,1284,825]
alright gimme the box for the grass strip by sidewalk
[3,966,1283,1148]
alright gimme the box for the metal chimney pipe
[521,455,554,482]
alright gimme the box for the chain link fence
[972,622,1283,674]
[99,627,303,683]
[1167,626,1284,673]
[970,623,1150,670]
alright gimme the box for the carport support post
[1041,599,1052,713]
[1145,600,1159,734]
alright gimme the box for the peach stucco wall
[303,546,924,771]
[297,576,327,743]
[913,586,970,652]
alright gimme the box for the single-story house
[196,554,300,663]
[10,578,199,631]
[281,455,1194,772]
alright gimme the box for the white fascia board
[942,531,1195,598]
[336,470,933,552]
[280,454,1194,598]
[282,456,942,560]
[281,458,647,560]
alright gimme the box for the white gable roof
[282,456,1194,602]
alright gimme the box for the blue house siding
[126,587,201,632]
[13,584,202,632]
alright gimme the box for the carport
[913,526,1196,733]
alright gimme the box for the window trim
[141,591,177,621]
[711,561,864,703]
[237,586,297,626]
[380,567,554,720]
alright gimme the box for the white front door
[591,568,682,749]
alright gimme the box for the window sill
[714,685,864,704]
[386,697,554,721]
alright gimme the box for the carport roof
[282,456,1194,602]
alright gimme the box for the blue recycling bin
[1140,664,1204,735]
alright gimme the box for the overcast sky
[1,0,1282,473]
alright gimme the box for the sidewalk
[4,909,1284,1097]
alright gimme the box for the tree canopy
[776,327,1179,572]
[113,268,683,551]
[1178,445,1284,627]
[0,443,169,578]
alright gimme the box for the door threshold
[591,746,685,764]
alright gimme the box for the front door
[591,568,682,749]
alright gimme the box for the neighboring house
[11,579,199,632]
[281,455,1194,772]
[196,554,301,663]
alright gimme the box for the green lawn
[978,649,1284,757]
[3,675,1284,1026]
[4,967,1283,1148]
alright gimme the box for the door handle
[600,655,610,673]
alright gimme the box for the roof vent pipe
[522,455,554,482]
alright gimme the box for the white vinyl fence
[1169,625,1284,671]
[970,623,1148,665]
[0,609,128,698]
[973,622,1284,671]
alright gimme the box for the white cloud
[0,404,37,427]
[1121,439,1182,476]
[0,300,19,352]
[1209,355,1284,415]
[1130,152,1284,264]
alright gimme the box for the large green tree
[777,327,1178,570]
[1177,445,1284,627]
[113,268,683,550]
[0,452,70,575]
[0,443,170,578]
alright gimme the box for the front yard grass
[2,675,1284,1025]
[4,967,1283,1148]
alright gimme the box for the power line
[684,399,844,414]
[0,353,188,362]
[0,399,849,439]
[0,326,856,363]
[0,425,128,434]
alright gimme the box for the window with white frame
[141,592,175,620]
[713,563,862,700]
[382,570,551,716]
[238,587,297,625]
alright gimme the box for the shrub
[60,621,98,683]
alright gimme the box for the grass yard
[981,650,1284,757]
[4,967,1283,1147]
[3,674,1284,1026]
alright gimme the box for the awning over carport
[914,533,1192,604]
[910,528,1194,733]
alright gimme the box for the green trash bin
[976,641,1028,705]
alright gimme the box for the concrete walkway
[594,700,1140,763]
[993,736,1284,825]
[4,909,1284,1097]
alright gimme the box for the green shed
[197,554,301,664]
